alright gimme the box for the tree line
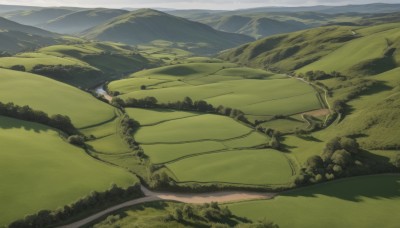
[111,96,252,125]
[0,101,76,135]
[9,184,143,228]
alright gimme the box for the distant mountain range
[81,9,254,54]
[0,17,59,53]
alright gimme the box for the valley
[0,2,399,228]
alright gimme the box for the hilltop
[2,8,78,26]
[81,9,254,54]
[40,9,129,34]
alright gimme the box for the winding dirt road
[60,186,277,228]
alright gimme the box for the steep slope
[0,17,59,53]
[82,9,254,54]
[219,25,359,71]
[3,8,77,26]
[0,17,55,37]
[220,22,400,150]
[41,9,129,34]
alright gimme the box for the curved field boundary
[155,145,268,166]
[138,130,255,145]
[78,113,118,130]
[140,113,202,127]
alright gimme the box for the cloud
[0,0,398,10]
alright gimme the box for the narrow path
[60,185,277,228]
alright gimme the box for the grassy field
[228,174,400,228]
[110,63,322,118]
[166,149,293,185]
[0,116,137,226]
[0,68,115,128]
[125,108,199,126]
[135,114,253,144]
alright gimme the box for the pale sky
[0,0,399,10]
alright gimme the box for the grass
[142,141,227,164]
[0,116,137,226]
[0,68,115,128]
[260,118,307,133]
[125,108,199,126]
[135,114,252,144]
[111,63,321,118]
[166,149,294,185]
[228,174,400,228]
[298,24,400,75]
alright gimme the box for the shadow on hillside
[0,116,49,133]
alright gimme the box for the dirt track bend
[59,185,277,228]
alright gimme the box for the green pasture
[0,116,137,226]
[0,68,115,128]
[166,149,293,185]
[135,114,252,144]
[142,141,227,164]
[125,108,199,126]
[228,174,400,228]
[114,68,321,117]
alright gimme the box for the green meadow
[0,116,137,226]
[110,63,322,118]
[228,174,400,228]
[166,149,293,185]
[0,68,114,128]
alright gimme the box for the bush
[68,135,85,146]
[10,65,26,72]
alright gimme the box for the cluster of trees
[9,184,143,228]
[166,202,278,227]
[31,64,100,81]
[120,115,141,150]
[295,137,362,185]
[112,96,251,125]
[0,101,76,135]
[10,65,26,72]
[297,70,345,81]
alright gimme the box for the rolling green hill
[0,68,115,128]
[206,15,309,39]
[228,174,400,228]
[41,9,129,34]
[0,17,56,37]
[81,9,254,54]
[2,8,77,26]
[0,17,60,53]
[219,21,400,168]
[0,116,137,226]
[0,42,153,88]
[220,22,400,73]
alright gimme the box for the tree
[10,65,26,72]
[68,135,85,147]
[331,149,352,167]
[111,97,125,108]
[339,137,360,154]
[182,96,193,109]
[306,155,324,170]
